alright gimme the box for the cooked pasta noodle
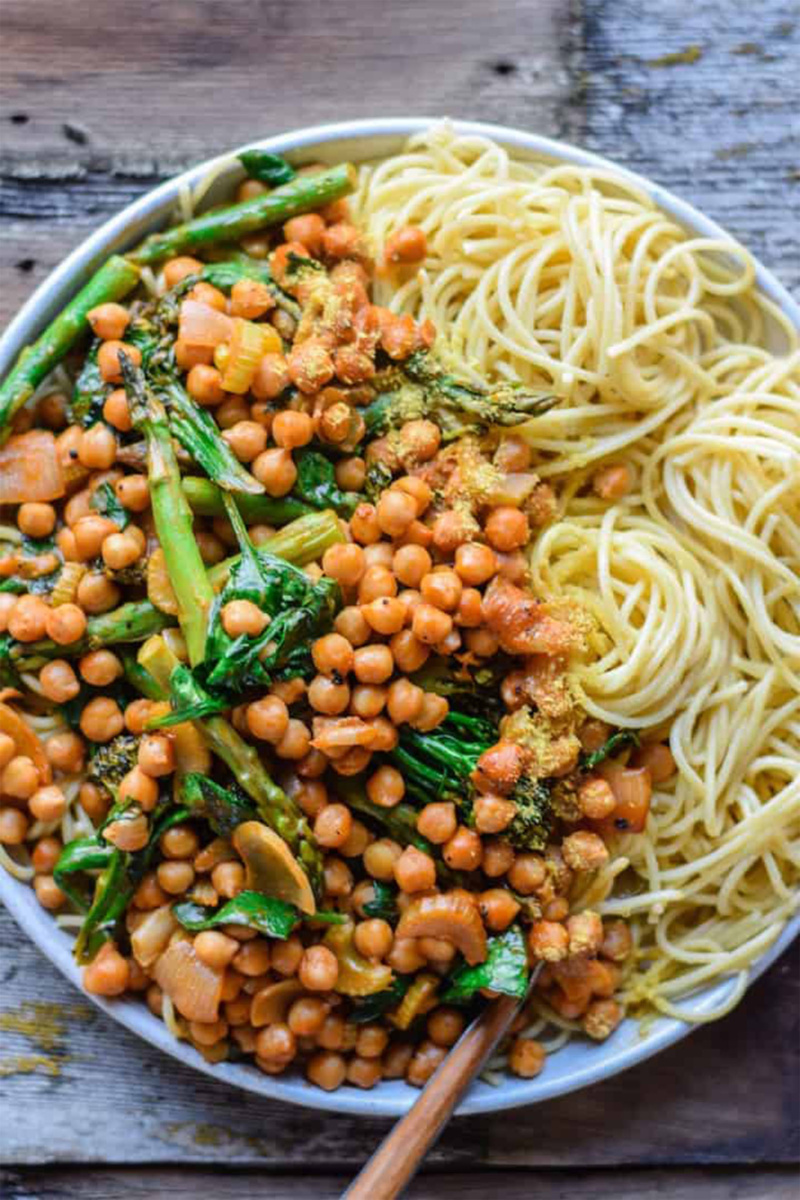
[356,123,800,1029]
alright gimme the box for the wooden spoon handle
[344,993,519,1200]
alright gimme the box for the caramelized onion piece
[323,919,394,996]
[251,979,304,1028]
[482,576,577,657]
[0,430,64,503]
[178,299,233,348]
[0,702,51,784]
[153,939,224,1022]
[232,820,316,915]
[131,904,179,969]
[396,893,488,966]
[598,763,652,833]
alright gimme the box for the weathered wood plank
[1,906,798,1167]
[2,1165,799,1200]
[581,0,800,295]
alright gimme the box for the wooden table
[1,2,799,1196]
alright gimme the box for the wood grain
[0,0,799,1188]
[2,1166,799,1200]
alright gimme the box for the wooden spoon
[344,965,541,1200]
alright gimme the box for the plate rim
[1,116,798,1118]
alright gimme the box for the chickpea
[394,846,436,893]
[232,938,271,976]
[363,837,402,882]
[413,801,455,846]
[283,212,326,255]
[308,675,351,715]
[8,595,49,643]
[33,874,65,911]
[252,447,297,497]
[562,830,609,872]
[299,945,339,992]
[384,1041,415,1079]
[323,854,354,896]
[153,859,192,896]
[314,802,353,849]
[45,731,85,774]
[247,695,289,743]
[28,784,67,823]
[361,596,406,636]
[427,1006,465,1048]
[312,632,355,678]
[366,764,405,809]
[592,463,634,500]
[340,818,370,859]
[76,572,121,614]
[119,767,159,812]
[382,679,421,728]
[390,545,429,591]
[385,225,427,264]
[220,420,267,463]
[163,256,203,287]
[17,502,56,538]
[102,388,132,432]
[578,777,616,820]
[136,733,174,779]
[354,918,393,961]
[473,794,516,835]
[334,605,371,647]
[0,807,29,844]
[79,649,122,688]
[79,696,124,743]
[31,835,61,873]
[412,603,453,646]
[83,942,130,996]
[375,489,417,539]
[322,543,365,588]
[353,644,394,685]
[78,422,118,470]
[349,503,382,545]
[509,1036,546,1078]
[528,920,569,963]
[271,410,314,450]
[287,339,334,394]
[583,998,623,1040]
[255,1022,296,1064]
[0,596,17,634]
[271,678,307,706]
[484,506,530,553]
[306,1050,347,1091]
[275,718,311,761]
[114,474,150,513]
[409,693,449,732]
[272,934,303,977]
[455,587,483,629]
[357,565,397,605]
[390,629,429,675]
[189,930,237,972]
[227,276,273,319]
[507,852,546,895]
[221,598,269,638]
[39,660,80,704]
[454,542,497,586]
[2,756,39,800]
[288,996,330,1038]
[407,1039,447,1087]
[443,826,483,872]
[479,888,521,933]
[345,685,383,722]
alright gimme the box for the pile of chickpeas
[0,180,671,1091]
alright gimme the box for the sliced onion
[0,430,64,503]
[131,904,179,969]
[250,979,303,1028]
[397,893,488,965]
[153,939,224,1022]
[178,299,233,348]
[485,471,539,507]
[0,702,51,784]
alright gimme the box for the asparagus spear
[138,635,322,891]
[129,164,357,265]
[0,256,140,437]
[155,379,264,495]
[11,510,343,670]
[183,476,312,524]
[122,356,214,667]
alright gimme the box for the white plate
[1,119,798,1117]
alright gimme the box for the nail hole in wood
[10,113,29,125]
[492,61,517,76]
[63,123,88,145]
[16,259,36,273]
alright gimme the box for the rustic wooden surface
[1,0,799,1196]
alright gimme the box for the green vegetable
[180,772,256,837]
[70,342,108,427]
[364,460,393,504]
[0,255,140,436]
[581,730,640,771]
[53,835,115,911]
[12,600,173,671]
[183,475,313,526]
[293,450,362,516]
[411,654,510,723]
[173,890,299,940]
[350,976,410,1024]
[238,150,297,187]
[442,926,529,1003]
[91,481,130,530]
[155,379,264,496]
[198,257,300,319]
[362,881,399,923]
[129,164,356,265]
[123,356,214,667]
[507,775,553,854]
[365,350,556,442]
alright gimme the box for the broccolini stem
[207,508,344,585]
[123,356,214,668]
[157,380,264,495]
[12,600,173,670]
[129,164,357,265]
[183,476,313,525]
[0,256,140,438]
